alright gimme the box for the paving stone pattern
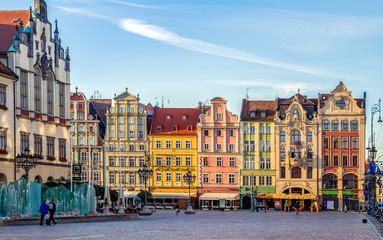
[0,211,381,240]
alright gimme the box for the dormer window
[261,112,266,118]
[13,18,20,23]
[216,113,222,120]
[322,96,326,100]
[250,112,255,117]
[156,125,162,132]
[187,125,192,131]
[301,99,305,103]
[182,115,187,120]
[172,125,177,131]
[290,99,293,103]
[166,115,171,120]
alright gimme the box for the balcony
[291,141,302,146]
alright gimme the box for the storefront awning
[124,191,140,198]
[152,192,197,199]
[199,193,240,201]
[286,193,303,199]
[302,193,317,200]
[272,193,288,199]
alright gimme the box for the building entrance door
[242,195,251,209]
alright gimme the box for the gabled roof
[240,99,277,121]
[277,94,317,119]
[115,90,138,101]
[0,61,17,78]
[90,99,112,126]
[0,10,29,54]
[70,92,87,101]
[151,107,199,135]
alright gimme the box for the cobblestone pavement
[0,211,381,240]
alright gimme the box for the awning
[199,193,240,201]
[302,193,317,200]
[152,192,197,199]
[256,193,273,199]
[272,193,288,199]
[286,193,303,199]
[124,191,140,198]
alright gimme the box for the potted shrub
[0,105,8,110]
[47,155,55,161]
[0,149,8,154]
[37,154,44,160]
[60,157,67,162]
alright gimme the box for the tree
[137,190,153,204]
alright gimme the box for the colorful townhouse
[149,107,199,209]
[197,97,241,209]
[318,82,365,211]
[70,89,107,186]
[105,89,149,202]
[240,99,277,209]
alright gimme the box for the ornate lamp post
[16,147,37,181]
[183,170,196,214]
[137,164,153,215]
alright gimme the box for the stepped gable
[0,10,29,54]
[240,99,277,121]
[151,107,199,135]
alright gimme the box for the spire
[75,86,78,93]
[29,7,34,21]
[65,47,70,60]
[54,19,59,33]
[297,88,300,94]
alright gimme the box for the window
[342,138,348,149]
[216,130,221,136]
[336,99,346,108]
[119,131,124,138]
[250,127,255,133]
[118,118,124,124]
[228,129,234,136]
[250,141,255,151]
[185,140,191,149]
[229,144,234,151]
[109,174,114,184]
[166,173,171,182]
[59,84,65,117]
[280,132,285,142]
[323,120,330,131]
[34,72,40,112]
[244,158,249,169]
[129,145,134,151]
[280,167,285,178]
[323,174,337,189]
[172,125,178,131]
[109,157,114,166]
[203,174,209,183]
[79,138,84,146]
[176,157,181,166]
[138,118,143,124]
[332,121,339,131]
[291,148,301,158]
[81,172,87,182]
[34,135,42,155]
[261,112,266,117]
[266,141,271,151]
[352,156,358,166]
[128,118,134,124]
[156,140,162,148]
[351,121,358,131]
[156,125,162,131]
[175,141,181,148]
[307,132,312,142]
[165,140,171,149]
[250,158,255,169]
[129,107,133,113]
[343,156,348,166]
[229,157,235,167]
[216,174,222,183]
[333,138,339,149]
[229,174,235,184]
[260,125,265,134]
[129,174,134,184]
[324,138,329,149]
[250,111,255,117]
[307,148,313,159]
[47,137,55,157]
[185,157,191,166]
[176,173,181,182]
[156,157,162,166]
[352,138,358,149]
[280,147,286,161]
[216,157,222,166]
[260,158,265,169]
[139,131,143,139]
[216,113,222,120]
[266,176,272,185]
[20,71,27,109]
[289,167,301,179]
[166,157,171,166]
[216,144,222,150]
[244,141,249,151]
[139,145,145,151]
[80,153,87,161]
[89,138,94,146]
[156,173,161,182]
[119,158,125,167]
[324,155,329,167]
[203,130,209,136]
[243,176,249,185]
[94,172,99,182]
[204,143,209,150]
[341,121,349,131]
[307,167,312,179]
[266,126,271,134]
[59,139,66,160]
[260,141,265,152]
[139,158,145,167]
[333,155,339,166]
[244,126,249,133]
[129,158,135,167]
[203,158,209,166]
[259,176,265,186]
[120,107,124,113]
[266,158,271,169]
[291,130,301,143]
[0,131,6,151]
[47,75,53,115]
[343,174,358,189]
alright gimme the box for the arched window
[291,167,301,178]
[341,120,349,131]
[34,69,41,112]
[323,120,330,131]
[47,73,53,115]
[343,174,358,189]
[336,99,346,108]
[351,121,358,131]
[290,148,301,158]
[323,174,337,189]
[332,120,339,131]
[291,130,301,143]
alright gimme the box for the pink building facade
[197,97,241,209]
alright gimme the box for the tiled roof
[240,99,277,121]
[151,107,199,135]
[277,94,317,119]
[90,99,112,126]
[0,61,17,78]
[0,10,29,54]
[70,92,87,101]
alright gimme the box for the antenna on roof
[246,88,249,100]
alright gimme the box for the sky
[2,0,383,158]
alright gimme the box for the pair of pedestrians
[39,199,57,225]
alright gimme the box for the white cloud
[107,0,161,9]
[55,6,111,20]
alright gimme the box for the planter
[60,158,68,162]
[0,150,8,154]
[47,156,56,161]
[0,105,8,111]
[37,154,44,160]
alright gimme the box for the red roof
[151,107,199,135]
[0,61,17,78]
[240,99,277,121]
[70,92,87,101]
[0,10,30,54]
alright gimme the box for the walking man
[48,199,57,225]
[294,201,300,215]
[39,200,48,226]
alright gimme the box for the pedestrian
[48,199,57,225]
[294,201,299,215]
[344,205,347,213]
[176,208,180,215]
[359,205,362,213]
[39,200,48,226]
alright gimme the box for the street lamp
[15,147,37,181]
[137,163,153,215]
[183,170,196,214]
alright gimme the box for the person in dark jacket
[39,200,49,225]
[48,199,57,225]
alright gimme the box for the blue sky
[3,0,383,156]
